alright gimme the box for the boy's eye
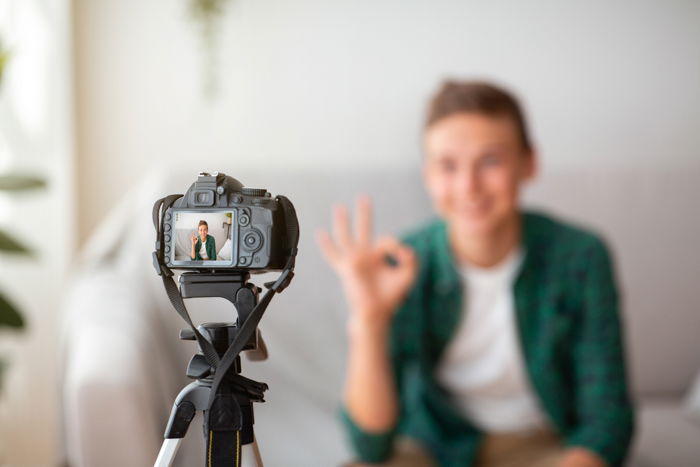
[480,154,501,167]
[438,159,457,172]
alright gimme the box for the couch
[60,168,700,466]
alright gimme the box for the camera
[156,172,293,271]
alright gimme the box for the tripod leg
[154,385,201,467]
[241,437,264,467]
[154,438,183,467]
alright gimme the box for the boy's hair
[426,80,532,151]
[198,220,208,228]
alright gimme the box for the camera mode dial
[241,187,268,197]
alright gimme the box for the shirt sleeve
[565,237,635,466]
[339,405,399,463]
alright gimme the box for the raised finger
[332,204,353,250]
[355,195,373,247]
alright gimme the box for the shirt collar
[431,211,538,295]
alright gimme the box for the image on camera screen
[171,210,235,266]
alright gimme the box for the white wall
[75,0,700,239]
[174,211,229,230]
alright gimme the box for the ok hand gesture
[316,196,418,330]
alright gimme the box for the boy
[317,81,634,466]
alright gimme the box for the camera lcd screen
[170,210,236,267]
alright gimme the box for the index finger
[333,204,353,250]
[355,195,373,247]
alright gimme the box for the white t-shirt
[199,240,209,260]
[435,247,549,433]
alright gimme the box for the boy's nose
[456,167,483,196]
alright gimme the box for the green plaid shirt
[341,210,634,466]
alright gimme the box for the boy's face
[423,112,536,238]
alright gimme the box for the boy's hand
[558,448,607,467]
[316,195,418,330]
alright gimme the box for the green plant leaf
[0,175,46,191]
[0,293,24,329]
[0,230,32,255]
[190,0,229,21]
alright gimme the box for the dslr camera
[156,172,293,272]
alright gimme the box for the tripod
[154,272,269,467]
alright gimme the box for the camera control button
[164,223,171,232]
[239,214,250,226]
[165,234,171,242]
[239,256,249,266]
[242,230,262,251]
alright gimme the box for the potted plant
[0,38,46,387]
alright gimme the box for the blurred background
[0,0,699,466]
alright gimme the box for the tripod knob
[186,354,212,379]
[179,329,196,340]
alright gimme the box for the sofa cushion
[629,398,700,467]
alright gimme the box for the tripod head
[177,272,268,386]
[178,271,262,353]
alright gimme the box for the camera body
[161,172,288,271]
